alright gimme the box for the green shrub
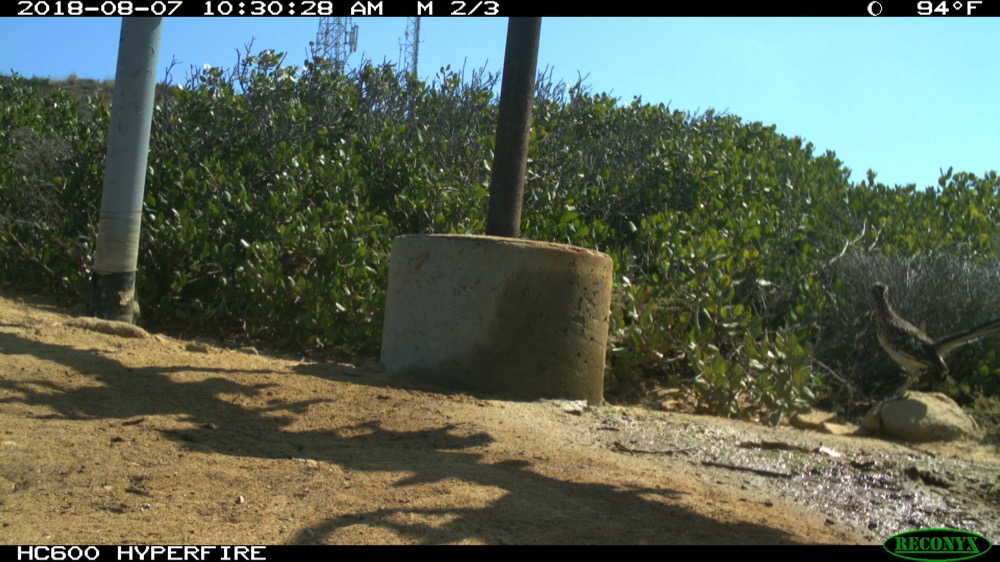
[2,52,998,423]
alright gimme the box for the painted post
[484,17,542,238]
[89,18,162,323]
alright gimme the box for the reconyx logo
[884,528,992,561]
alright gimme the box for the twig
[737,440,811,453]
[810,357,860,399]
[612,441,686,456]
[701,460,793,479]
[825,219,867,269]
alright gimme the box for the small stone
[185,342,212,353]
[559,400,589,415]
[791,410,839,430]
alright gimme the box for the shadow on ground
[0,324,826,544]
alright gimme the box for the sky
[0,17,997,190]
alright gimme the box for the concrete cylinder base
[381,234,613,404]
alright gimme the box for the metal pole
[89,17,162,323]
[484,17,541,238]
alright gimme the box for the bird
[870,282,1000,396]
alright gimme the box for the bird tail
[934,317,1000,356]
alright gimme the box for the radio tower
[313,17,358,71]
[399,17,420,76]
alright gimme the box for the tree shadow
[0,331,327,440]
[278,422,805,545]
[0,329,823,544]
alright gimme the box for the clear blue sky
[1,17,997,190]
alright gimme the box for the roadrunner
[871,282,1000,394]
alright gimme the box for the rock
[791,409,839,430]
[862,391,980,442]
[185,342,212,353]
[790,410,859,436]
[820,421,861,436]
[65,317,148,339]
[558,400,589,415]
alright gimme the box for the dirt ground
[0,290,995,545]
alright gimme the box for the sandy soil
[0,290,993,545]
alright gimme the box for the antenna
[313,17,359,71]
[398,17,420,76]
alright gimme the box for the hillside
[3,56,1000,428]
[4,290,1000,544]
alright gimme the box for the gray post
[484,17,541,239]
[89,18,162,323]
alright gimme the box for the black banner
[3,545,888,559]
[9,546,268,562]
[8,0,1000,17]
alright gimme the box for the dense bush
[2,50,999,423]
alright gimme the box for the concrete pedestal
[381,234,612,404]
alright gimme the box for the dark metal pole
[89,18,162,323]
[484,17,541,238]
